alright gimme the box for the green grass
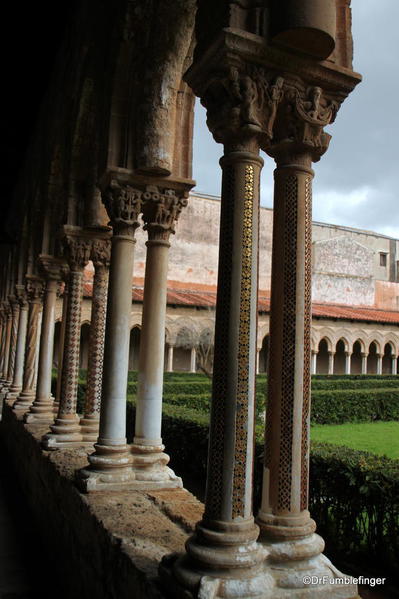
[311,421,399,459]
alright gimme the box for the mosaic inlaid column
[161,65,286,599]
[13,277,44,415]
[130,187,187,488]
[54,272,69,414]
[80,238,111,442]
[6,287,28,399]
[43,235,91,447]
[257,86,358,597]
[77,181,142,491]
[25,257,63,424]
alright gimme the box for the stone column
[6,287,28,399]
[80,237,111,442]
[328,350,335,375]
[42,234,91,447]
[25,257,63,424]
[0,310,5,380]
[4,296,20,388]
[377,353,383,376]
[190,346,197,373]
[13,276,44,415]
[311,350,318,375]
[257,85,357,598]
[1,307,12,385]
[54,273,69,414]
[130,187,187,488]
[161,65,286,599]
[361,352,368,374]
[77,180,142,490]
[256,349,260,375]
[166,344,174,372]
[392,356,397,376]
[345,351,352,375]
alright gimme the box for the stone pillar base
[130,443,182,487]
[76,443,182,492]
[41,414,87,449]
[12,392,36,415]
[24,398,56,424]
[159,521,272,599]
[79,416,99,443]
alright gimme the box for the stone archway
[367,342,378,374]
[174,327,193,372]
[316,338,329,374]
[351,340,362,374]
[259,335,269,374]
[334,339,346,375]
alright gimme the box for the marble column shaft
[6,297,20,385]
[54,278,69,413]
[77,181,142,490]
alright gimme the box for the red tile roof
[82,283,399,325]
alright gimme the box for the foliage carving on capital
[64,236,92,271]
[103,180,142,234]
[38,255,65,282]
[142,186,188,240]
[201,66,284,146]
[91,238,111,268]
[15,284,28,308]
[271,84,339,160]
[26,276,45,302]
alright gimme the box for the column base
[42,415,88,449]
[79,416,99,443]
[159,520,272,599]
[24,398,56,424]
[130,442,183,488]
[76,442,136,492]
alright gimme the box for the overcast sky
[192,0,399,238]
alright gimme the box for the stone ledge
[0,403,204,599]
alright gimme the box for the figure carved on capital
[91,239,111,268]
[26,277,45,302]
[103,180,142,233]
[272,83,339,159]
[63,236,92,271]
[142,187,188,240]
[201,65,284,146]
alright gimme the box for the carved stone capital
[102,180,142,236]
[38,254,66,282]
[201,65,284,148]
[15,284,28,308]
[142,186,188,241]
[91,238,111,268]
[63,236,92,271]
[268,83,337,162]
[25,275,45,303]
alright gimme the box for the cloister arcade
[0,1,365,598]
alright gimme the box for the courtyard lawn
[310,421,399,459]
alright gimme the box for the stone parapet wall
[0,404,203,599]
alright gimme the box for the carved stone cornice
[91,238,111,268]
[142,186,188,241]
[38,254,67,282]
[25,275,45,303]
[102,179,142,237]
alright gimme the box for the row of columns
[310,349,397,375]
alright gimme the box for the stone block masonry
[0,403,203,599]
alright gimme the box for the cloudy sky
[192,0,399,238]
